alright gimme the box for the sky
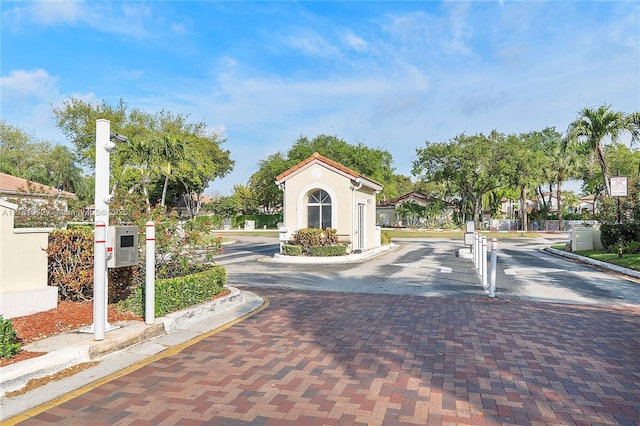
[1,0,639,197]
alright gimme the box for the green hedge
[281,244,303,256]
[117,266,227,317]
[308,245,347,257]
[233,214,283,229]
[600,223,640,251]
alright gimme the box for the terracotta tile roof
[275,152,382,190]
[0,172,77,199]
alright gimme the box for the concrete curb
[0,287,245,397]
[271,243,397,264]
[544,247,640,280]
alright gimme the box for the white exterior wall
[0,200,57,318]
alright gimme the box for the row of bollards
[472,232,497,297]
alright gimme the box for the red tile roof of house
[0,172,77,199]
[275,152,382,190]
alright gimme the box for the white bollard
[482,236,488,289]
[145,221,155,324]
[93,221,106,341]
[474,232,480,270]
[489,238,498,298]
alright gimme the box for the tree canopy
[246,134,397,211]
[0,121,88,200]
[52,98,233,213]
[413,131,513,227]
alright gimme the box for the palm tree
[397,200,425,227]
[156,134,188,208]
[566,105,640,196]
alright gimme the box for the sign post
[611,175,628,259]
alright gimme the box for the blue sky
[2,1,639,196]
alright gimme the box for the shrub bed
[117,266,227,318]
[281,244,303,256]
[308,245,347,257]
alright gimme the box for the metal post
[489,238,498,298]
[94,119,110,340]
[93,221,106,340]
[145,221,155,324]
[482,236,488,289]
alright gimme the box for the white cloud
[285,30,340,58]
[343,31,368,52]
[0,68,59,100]
[2,1,153,38]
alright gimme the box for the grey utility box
[107,226,139,268]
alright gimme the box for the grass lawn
[385,229,554,240]
[550,244,640,272]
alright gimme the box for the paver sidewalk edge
[0,286,247,397]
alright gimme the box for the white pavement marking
[504,267,565,276]
[392,262,453,273]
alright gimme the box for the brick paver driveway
[24,288,640,425]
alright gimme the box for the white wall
[0,200,57,318]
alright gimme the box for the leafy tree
[566,104,640,196]
[384,174,416,200]
[0,121,88,201]
[287,135,395,197]
[502,132,545,230]
[53,98,233,210]
[52,98,128,168]
[206,195,240,219]
[413,131,512,228]
[233,184,259,214]
[248,152,290,213]
[249,134,396,212]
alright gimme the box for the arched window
[308,189,332,229]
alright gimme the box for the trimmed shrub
[308,245,347,257]
[291,228,338,251]
[117,266,227,318]
[281,244,303,256]
[381,230,392,245]
[600,222,640,252]
[0,316,21,359]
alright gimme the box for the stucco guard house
[275,152,383,253]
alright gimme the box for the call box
[107,226,139,268]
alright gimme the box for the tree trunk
[557,181,563,231]
[520,185,527,232]
[161,173,170,207]
[597,143,611,196]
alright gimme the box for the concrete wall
[0,200,57,318]
[282,163,380,251]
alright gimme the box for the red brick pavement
[18,289,640,425]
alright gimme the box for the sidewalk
[0,287,265,422]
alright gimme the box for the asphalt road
[215,234,640,307]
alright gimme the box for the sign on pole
[610,176,628,197]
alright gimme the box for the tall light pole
[85,119,125,340]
